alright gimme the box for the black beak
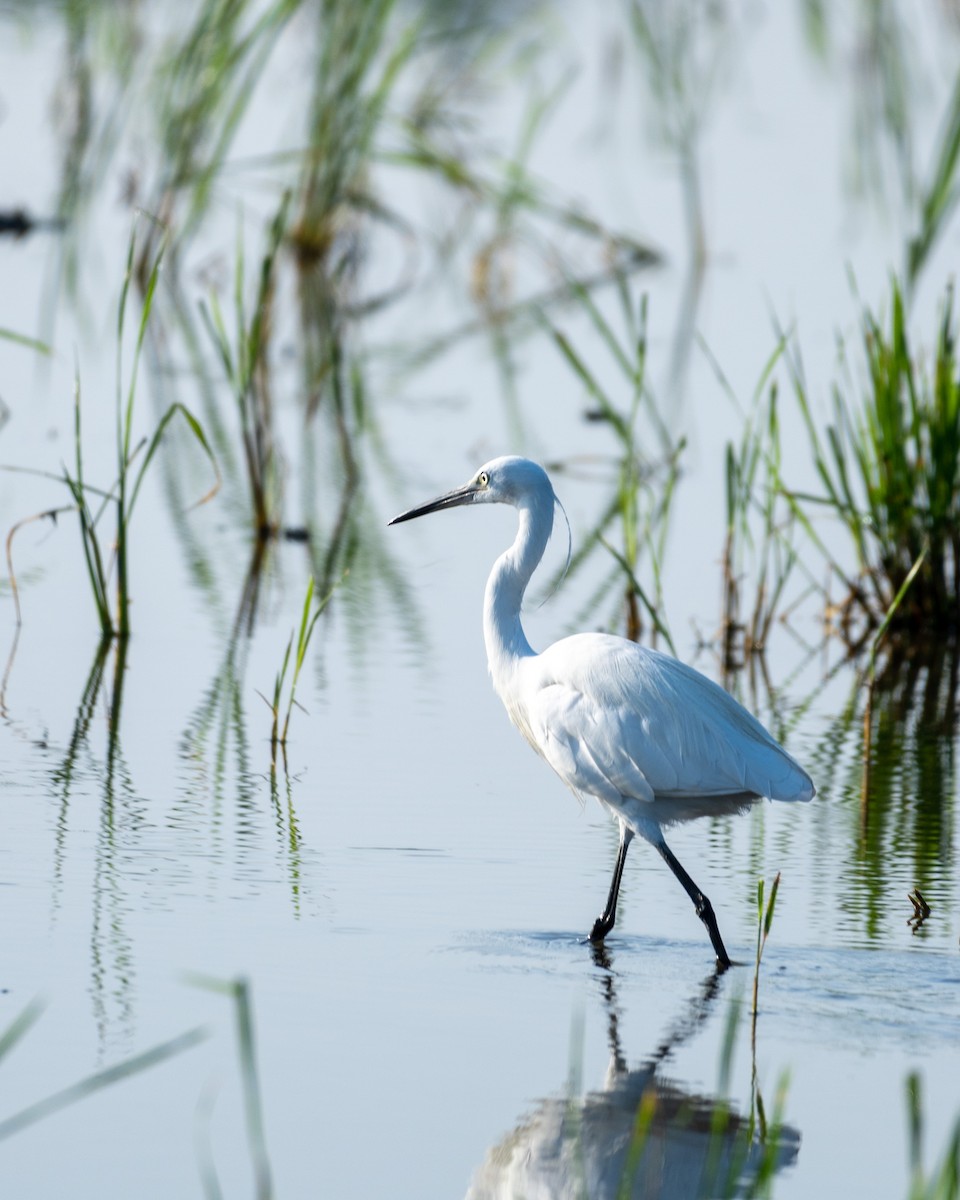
[388,483,478,525]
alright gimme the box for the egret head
[388,456,554,524]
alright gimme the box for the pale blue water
[2,2,959,1197]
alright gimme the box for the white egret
[389,456,814,967]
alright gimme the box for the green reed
[292,0,415,266]
[907,68,960,292]
[0,1001,205,1143]
[264,573,341,764]
[751,872,781,1022]
[791,279,960,643]
[0,327,52,356]
[705,336,802,666]
[200,195,289,538]
[104,229,217,636]
[907,1073,960,1200]
[146,0,300,266]
[188,974,273,1200]
[626,0,733,273]
[7,227,218,637]
[550,284,683,649]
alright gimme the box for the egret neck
[482,483,554,691]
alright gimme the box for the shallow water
[2,2,960,1197]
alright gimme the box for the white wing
[512,633,814,807]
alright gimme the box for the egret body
[389,456,814,967]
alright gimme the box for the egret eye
[479,471,489,487]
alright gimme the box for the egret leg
[655,839,731,969]
[589,827,633,943]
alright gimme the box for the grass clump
[90,230,218,638]
[7,225,218,638]
[792,279,960,646]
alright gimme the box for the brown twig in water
[6,506,75,626]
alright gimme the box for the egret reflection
[466,947,800,1200]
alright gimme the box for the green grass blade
[908,70,960,288]
[598,535,676,655]
[868,542,928,676]
[198,295,237,383]
[123,236,167,464]
[763,872,781,937]
[185,974,273,1199]
[0,328,52,356]
[127,401,221,519]
[0,1027,207,1142]
[280,572,346,745]
[550,328,629,444]
[0,999,45,1063]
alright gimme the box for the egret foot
[589,913,614,942]
[656,837,732,969]
[589,826,633,944]
[695,894,732,969]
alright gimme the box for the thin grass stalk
[115,229,166,636]
[703,337,797,662]
[783,343,866,595]
[199,194,287,536]
[748,387,800,653]
[267,636,293,764]
[907,68,960,291]
[599,536,676,655]
[72,373,113,634]
[265,572,345,763]
[906,1072,960,1200]
[861,543,928,831]
[280,576,322,745]
[233,979,272,1200]
[751,872,780,1023]
[549,290,681,641]
[645,438,685,634]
